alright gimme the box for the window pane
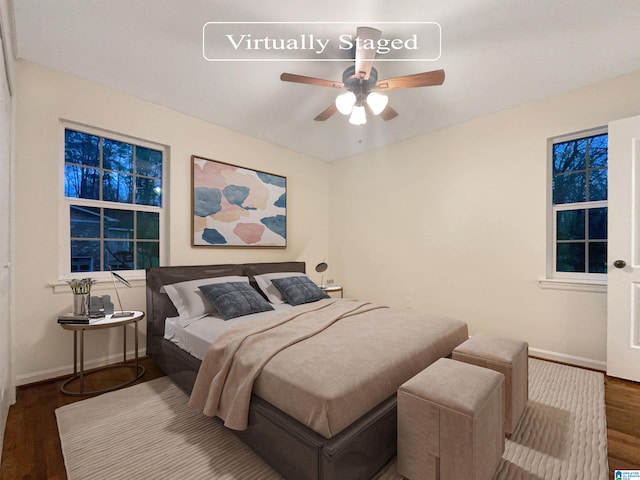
[70,205,100,238]
[553,139,586,173]
[103,138,133,173]
[71,240,100,272]
[65,130,99,167]
[589,242,607,273]
[136,211,159,239]
[65,128,164,273]
[136,146,162,177]
[551,132,607,277]
[104,209,134,239]
[65,165,100,199]
[136,177,162,206]
[104,240,134,270]
[553,172,586,204]
[103,171,133,203]
[557,243,585,272]
[137,242,160,269]
[589,168,607,201]
[589,208,607,240]
[557,209,585,240]
[588,134,608,168]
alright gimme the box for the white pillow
[253,272,307,304]
[163,275,249,326]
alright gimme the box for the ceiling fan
[280,26,445,125]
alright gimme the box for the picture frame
[191,155,287,247]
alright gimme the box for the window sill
[538,277,607,293]
[49,273,146,294]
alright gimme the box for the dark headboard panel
[243,261,306,290]
[145,262,306,356]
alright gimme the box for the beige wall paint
[13,61,329,384]
[329,70,640,369]
[13,57,640,383]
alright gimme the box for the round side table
[321,285,343,298]
[59,311,145,395]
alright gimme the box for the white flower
[66,278,96,294]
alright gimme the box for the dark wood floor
[0,357,165,480]
[605,375,640,475]
[1,358,639,479]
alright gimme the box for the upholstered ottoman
[397,358,505,480]
[452,333,528,435]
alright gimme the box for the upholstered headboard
[145,261,306,355]
[242,261,307,292]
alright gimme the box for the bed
[146,262,468,480]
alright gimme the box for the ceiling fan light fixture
[366,92,388,115]
[349,105,367,125]
[335,91,356,115]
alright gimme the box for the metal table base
[60,314,145,396]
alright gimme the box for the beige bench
[397,358,505,480]
[452,333,528,435]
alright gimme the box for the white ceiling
[10,0,640,162]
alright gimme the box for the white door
[607,114,640,381]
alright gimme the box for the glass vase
[73,293,90,316]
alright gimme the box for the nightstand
[58,311,145,395]
[321,285,343,298]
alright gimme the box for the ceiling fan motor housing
[343,65,378,98]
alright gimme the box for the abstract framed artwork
[192,156,286,247]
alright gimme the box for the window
[64,126,165,273]
[549,129,607,280]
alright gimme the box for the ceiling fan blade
[354,26,381,80]
[314,103,338,121]
[379,105,399,121]
[376,69,445,90]
[280,73,343,88]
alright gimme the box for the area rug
[56,358,608,479]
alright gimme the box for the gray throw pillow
[198,282,274,320]
[271,276,330,306]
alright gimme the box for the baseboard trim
[14,348,147,386]
[529,347,606,372]
[15,347,607,385]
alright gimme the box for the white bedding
[164,303,294,360]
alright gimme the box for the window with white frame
[63,126,165,274]
[550,128,607,279]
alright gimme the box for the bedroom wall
[12,60,329,385]
[329,69,640,369]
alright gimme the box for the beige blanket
[190,298,468,438]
